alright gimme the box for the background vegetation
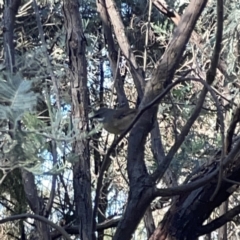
[0,0,240,239]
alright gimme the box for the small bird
[90,107,138,134]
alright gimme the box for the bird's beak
[89,112,104,122]
[88,112,95,119]
[93,116,104,122]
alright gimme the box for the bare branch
[32,0,61,109]
[96,0,129,106]
[197,204,240,236]
[105,0,145,97]
[207,0,224,200]
[0,213,71,240]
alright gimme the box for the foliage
[0,0,240,239]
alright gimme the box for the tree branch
[0,213,71,240]
[105,0,145,97]
[96,0,129,106]
[154,136,240,197]
[197,204,240,236]
[152,0,233,81]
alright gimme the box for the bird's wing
[114,109,137,119]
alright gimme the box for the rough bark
[3,0,21,72]
[63,1,92,240]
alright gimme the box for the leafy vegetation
[0,0,240,240]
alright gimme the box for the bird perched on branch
[90,107,138,134]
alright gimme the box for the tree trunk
[63,1,92,239]
[3,0,21,73]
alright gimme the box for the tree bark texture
[3,0,21,72]
[63,1,92,240]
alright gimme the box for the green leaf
[0,74,38,126]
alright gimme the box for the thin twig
[0,213,71,240]
[149,76,224,182]
[109,48,121,107]
[32,0,61,109]
[32,0,61,217]
[116,155,129,185]
[209,0,224,201]
[0,172,8,185]
[143,0,152,72]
